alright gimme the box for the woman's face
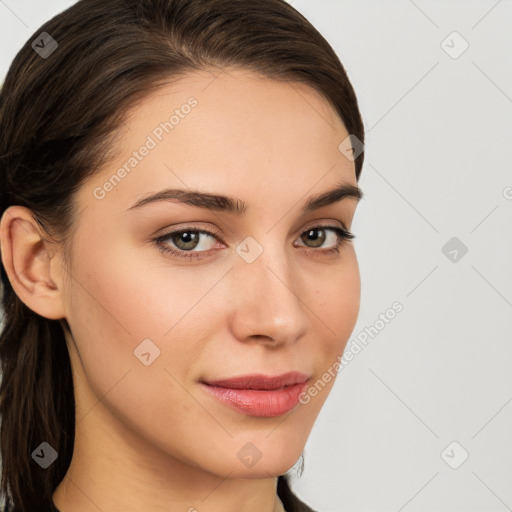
[60,68,361,479]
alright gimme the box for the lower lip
[199,381,308,417]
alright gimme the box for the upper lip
[201,371,310,390]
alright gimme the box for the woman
[0,0,365,510]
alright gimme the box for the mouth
[200,371,310,390]
[199,372,310,417]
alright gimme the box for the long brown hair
[0,0,364,510]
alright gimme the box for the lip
[199,372,310,417]
[201,371,310,390]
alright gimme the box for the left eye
[157,229,219,253]
[153,225,354,260]
[295,226,349,249]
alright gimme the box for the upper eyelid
[157,222,350,239]
[156,222,352,247]
[154,224,354,262]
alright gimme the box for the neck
[52,399,283,512]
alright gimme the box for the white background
[1,1,512,511]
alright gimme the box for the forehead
[80,67,356,213]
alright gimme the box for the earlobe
[0,206,66,320]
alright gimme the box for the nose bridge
[228,235,309,343]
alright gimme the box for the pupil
[304,228,325,248]
[176,231,198,249]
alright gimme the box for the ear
[0,205,66,320]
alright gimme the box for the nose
[227,241,310,347]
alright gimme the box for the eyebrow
[126,181,363,214]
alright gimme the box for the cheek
[63,234,222,442]
[294,253,360,413]
[312,249,361,355]
[66,222,194,338]
[63,231,222,395]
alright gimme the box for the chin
[224,438,305,479]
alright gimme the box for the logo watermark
[299,301,403,404]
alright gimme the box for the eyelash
[153,225,355,261]
[153,226,355,261]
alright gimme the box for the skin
[0,67,361,512]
